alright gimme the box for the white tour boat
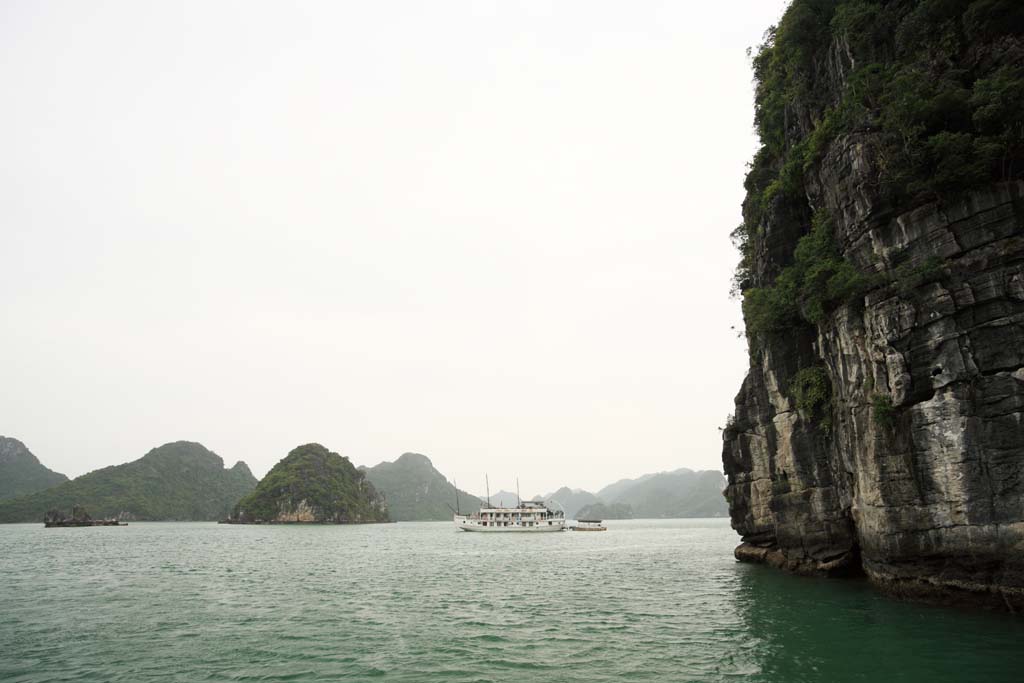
[454,500,566,532]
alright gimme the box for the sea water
[1,519,1021,682]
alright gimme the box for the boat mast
[486,474,490,507]
[454,479,460,515]
[516,477,520,505]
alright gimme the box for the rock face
[0,441,257,522]
[361,452,480,521]
[229,443,388,524]
[723,2,1024,609]
[0,437,68,500]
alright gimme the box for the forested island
[360,452,481,521]
[536,469,728,519]
[226,443,389,524]
[0,441,256,523]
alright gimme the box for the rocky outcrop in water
[43,505,124,527]
[228,443,389,524]
[723,1,1024,610]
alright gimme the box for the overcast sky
[2,0,789,495]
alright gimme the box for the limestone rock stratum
[229,443,388,524]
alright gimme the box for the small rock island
[44,505,125,527]
[225,443,389,524]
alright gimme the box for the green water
[0,519,1020,682]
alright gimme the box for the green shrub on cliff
[743,211,871,337]
[790,366,833,433]
[871,393,898,430]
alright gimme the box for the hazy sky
[2,0,789,495]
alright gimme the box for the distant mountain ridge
[576,502,634,520]
[0,437,68,501]
[0,435,727,523]
[361,453,481,521]
[533,487,600,519]
[596,472,662,503]
[603,469,728,518]
[541,468,728,520]
[482,490,524,508]
[0,441,257,522]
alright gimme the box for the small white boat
[572,519,607,531]
[454,500,566,532]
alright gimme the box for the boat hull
[454,514,566,532]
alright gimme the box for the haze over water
[2,520,1021,682]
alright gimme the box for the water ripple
[1,520,1022,682]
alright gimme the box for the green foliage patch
[742,211,871,337]
[872,393,898,430]
[790,366,833,433]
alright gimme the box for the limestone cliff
[723,0,1024,610]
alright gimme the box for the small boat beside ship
[571,519,606,531]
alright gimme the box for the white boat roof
[479,502,555,512]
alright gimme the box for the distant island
[44,505,125,527]
[226,443,389,524]
[0,441,257,523]
[0,436,69,501]
[360,452,481,521]
[533,469,728,519]
[575,502,634,520]
[0,435,729,525]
